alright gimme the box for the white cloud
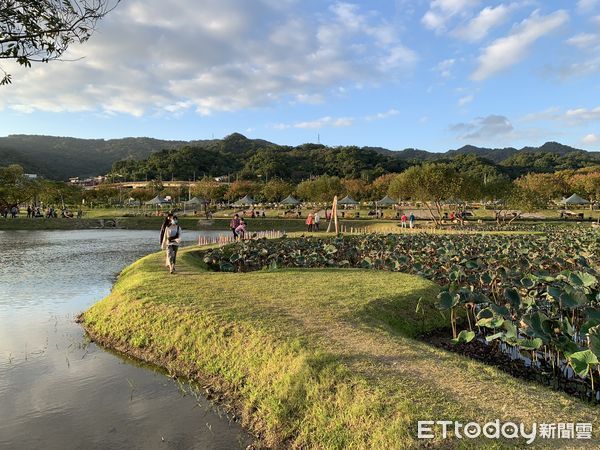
[458,94,474,107]
[577,0,599,13]
[293,94,325,104]
[565,107,600,123]
[451,114,514,140]
[471,9,568,81]
[453,4,512,42]
[275,108,398,129]
[566,33,599,48]
[558,32,600,79]
[582,133,600,144]
[294,116,354,129]
[422,0,480,33]
[520,105,600,127]
[520,106,561,122]
[365,108,399,121]
[433,58,456,78]
[0,1,416,116]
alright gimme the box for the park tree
[370,173,397,201]
[479,173,513,203]
[261,179,293,203]
[568,169,600,204]
[0,0,120,85]
[224,180,261,201]
[129,187,154,203]
[388,163,467,225]
[511,173,567,210]
[192,178,228,203]
[86,184,118,206]
[342,179,371,201]
[38,179,83,206]
[163,185,187,203]
[0,164,38,208]
[296,175,345,202]
[148,179,164,195]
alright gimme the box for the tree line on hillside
[1,132,598,180]
[109,134,599,183]
[3,162,598,223]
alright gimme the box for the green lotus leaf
[568,350,599,378]
[589,335,600,358]
[477,307,494,319]
[436,291,458,310]
[489,304,511,318]
[520,276,536,289]
[574,271,597,288]
[485,332,504,342]
[480,272,493,285]
[219,262,235,272]
[518,338,543,351]
[504,288,521,309]
[451,330,475,344]
[502,320,517,340]
[476,316,504,329]
[556,336,579,357]
[323,244,338,254]
[559,292,580,309]
[547,286,562,301]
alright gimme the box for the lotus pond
[200,227,600,401]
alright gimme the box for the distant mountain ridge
[442,141,586,163]
[0,133,596,180]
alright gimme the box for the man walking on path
[162,215,181,274]
[409,212,415,229]
[401,213,407,228]
[160,212,173,267]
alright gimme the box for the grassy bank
[82,246,598,448]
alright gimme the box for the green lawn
[82,246,598,448]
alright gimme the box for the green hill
[1,133,598,180]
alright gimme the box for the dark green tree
[0,164,38,208]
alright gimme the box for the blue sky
[1,0,600,151]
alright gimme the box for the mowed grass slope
[83,248,598,448]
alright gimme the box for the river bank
[81,245,599,448]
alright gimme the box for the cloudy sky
[1,0,600,151]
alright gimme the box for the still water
[0,230,252,449]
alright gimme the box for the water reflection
[0,230,251,449]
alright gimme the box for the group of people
[0,206,19,218]
[444,211,466,223]
[244,209,266,218]
[305,212,321,231]
[229,214,248,239]
[159,213,182,274]
[26,205,43,217]
[400,212,416,228]
[1,204,83,219]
